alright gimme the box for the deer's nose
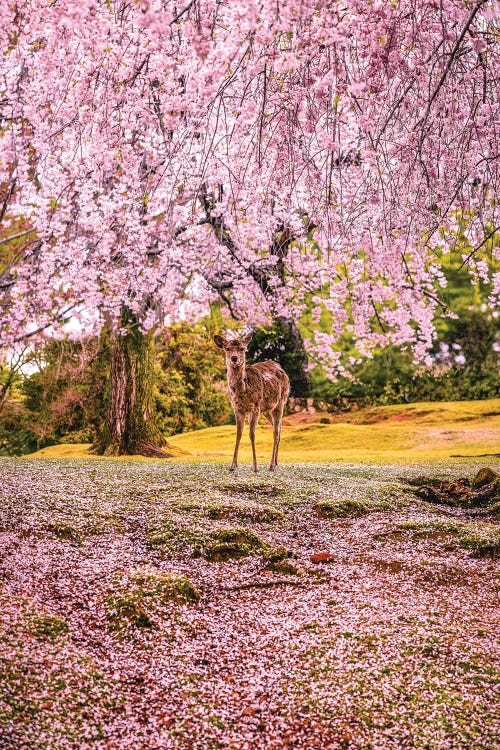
[231,355,238,363]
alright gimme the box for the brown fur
[214,331,290,472]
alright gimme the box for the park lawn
[28,398,500,463]
[0,454,499,749]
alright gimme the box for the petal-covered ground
[0,459,498,749]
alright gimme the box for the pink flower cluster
[1,1,499,370]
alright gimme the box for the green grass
[26,398,500,464]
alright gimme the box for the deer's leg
[230,411,245,471]
[269,406,283,471]
[248,411,260,473]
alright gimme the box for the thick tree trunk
[100,324,173,457]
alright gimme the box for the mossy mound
[24,612,69,641]
[458,524,500,558]
[267,560,300,575]
[45,522,82,544]
[175,499,284,523]
[147,518,205,555]
[203,527,267,561]
[472,467,500,489]
[315,498,390,518]
[204,501,284,523]
[399,520,500,558]
[262,546,289,563]
[106,571,199,632]
[44,514,122,545]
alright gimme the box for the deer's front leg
[248,411,260,473]
[230,411,245,471]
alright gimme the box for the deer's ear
[241,330,253,346]
[213,334,226,349]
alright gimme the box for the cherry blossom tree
[1,0,499,453]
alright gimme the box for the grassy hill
[27,398,500,463]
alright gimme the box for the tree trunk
[100,323,173,457]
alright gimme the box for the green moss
[147,518,205,555]
[43,515,119,544]
[267,560,299,575]
[263,546,289,563]
[106,593,157,631]
[128,571,200,603]
[174,498,284,523]
[315,497,390,518]
[399,520,460,536]
[106,571,199,631]
[399,519,500,558]
[205,502,284,522]
[45,522,82,544]
[458,524,500,558]
[204,542,251,561]
[24,613,69,641]
[203,527,266,561]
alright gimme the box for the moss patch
[458,523,500,558]
[147,518,206,556]
[45,522,83,544]
[315,497,390,518]
[24,612,69,641]
[399,519,500,558]
[267,560,300,575]
[176,499,284,523]
[205,501,283,522]
[106,570,199,632]
[262,546,290,563]
[203,527,267,561]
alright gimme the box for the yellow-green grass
[26,398,500,464]
[26,442,188,461]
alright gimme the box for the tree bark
[100,322,173,457]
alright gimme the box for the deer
[214,330,290,472]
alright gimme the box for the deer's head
[213,330,253,370]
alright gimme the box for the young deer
[214,331,290,472]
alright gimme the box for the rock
[310,552,335,564]
[472,468,500,489]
